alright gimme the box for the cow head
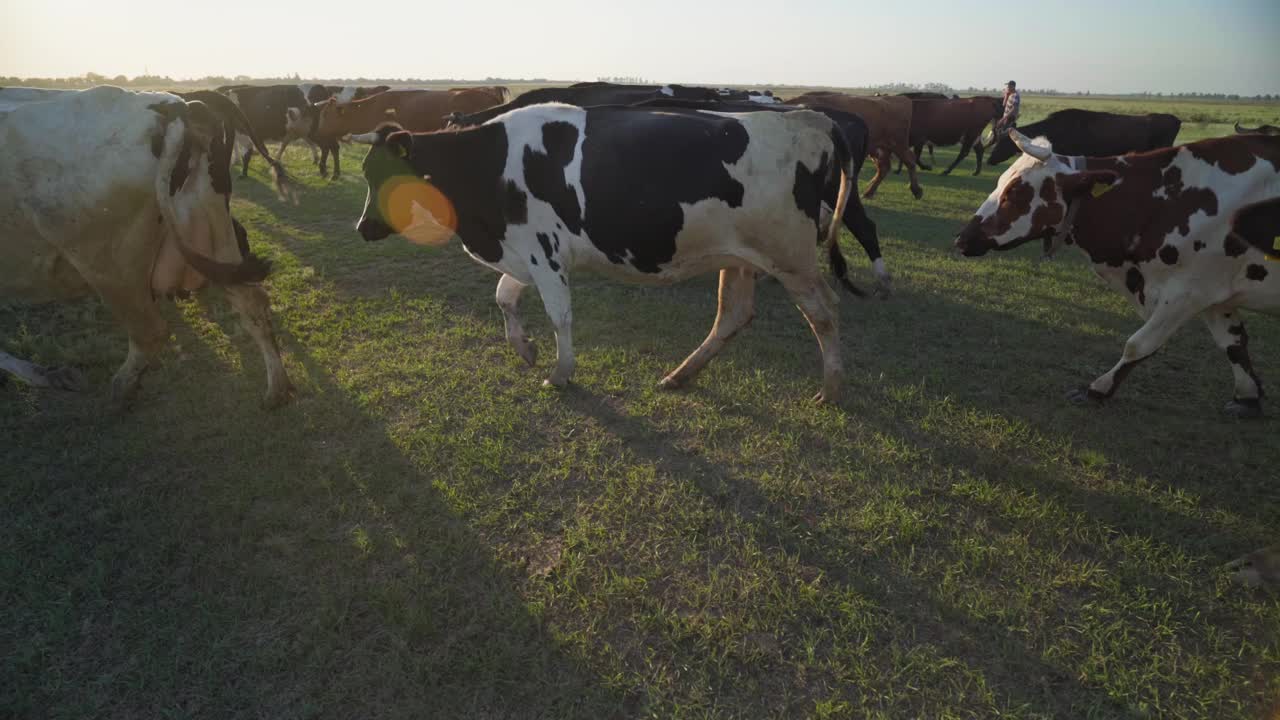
[352,123,457,245]
[954,131,1117,256]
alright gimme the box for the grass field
[3,96,1279,719]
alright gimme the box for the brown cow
[787,92,922,200]
[314,87,507,141]
[897,96,1002,176]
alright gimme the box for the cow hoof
[513,338,538,367]
[941,170,953,176]
[261,383,295,410]
[658,374,686,391]
[46,365,87,391]
[861,190,877,200]
[542,378,569,390]
[910,186,924,200]
[812,389,841,405]
[1224,398,1263,419]
[1065,387,1103,406]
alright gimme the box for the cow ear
[1060,170,1120,201]
[388,131,412,159]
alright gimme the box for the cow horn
[1010,130,1052,161]
[349,131,379,144]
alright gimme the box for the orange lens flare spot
[379,175,457,246]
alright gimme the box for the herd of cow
[1,81,1278,416]
[1,80,1278,585]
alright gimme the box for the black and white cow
[630,97,892,295]
[955,130,1280,417]
[352,103,863,402]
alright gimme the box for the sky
[3,0,1278,95]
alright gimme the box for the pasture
[3,92,1279,719]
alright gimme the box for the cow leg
[971,137,986,176]
[914,142,932,171]
[328,141,341,179]
[659,267,756,390]
[896,145,924,199]
[277,138,293,162]
[1067,299,1199,405]
[941,134,975,176]
[861,149,892,199]
[836,194,892,297]
[0,350,86,391]
[496,273,537,367]
[240,144,254,178]
[1202,310,1264,418]
[927,142,936,166]
[223,284,293,409]
[530,271,574,387]
[94,285,170,407]
[778,273,843,404]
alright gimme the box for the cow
[630,97,892,295]
[897,96,1003,175]
[986,109,1182,166]
[446,82,731,127]
[299,83,391,105]
[350,103,866,402]
[1235,122,1280,137]
[281,84,392,176]
[220,83,344,178]
[314,87,508,141]
[893,92,958,169]
[954,130,1280,418]
[0,86,292,407]
[786,92,922,199]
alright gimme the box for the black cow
[986,109,1181,165]
[448,82,744,127]
[352,104,866,402]
[631,97,891,295]
[221,84,343,178]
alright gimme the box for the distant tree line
[1,73,1275,102]
[0,73,555,89]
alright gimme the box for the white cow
[0,86,292,408]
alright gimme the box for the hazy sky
[3,0,1278,94]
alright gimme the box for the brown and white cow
[0,86,292,408]
[955,130,1280,417]
[786,92,922,200]
[314,87,508,142]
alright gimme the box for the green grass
[3,110,1279,719]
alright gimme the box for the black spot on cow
[536,232,561,271]
[577,107,749,273]
[793,152,831,228]
[1223,233,1249,257]
[1193,240,1205,251]
[552,233,560,252]
[168,135,192,196]
[524,122,583,234]
[503,180,528,225]
[560,275,567,286]
[1125,267,1146,305]
[530,254,538,266]
[1246,263,1269,281]
[1158,245,1179,265]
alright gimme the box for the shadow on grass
[1,299,632,719]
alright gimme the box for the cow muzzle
[953,217,995,257]
[357,217,393,242]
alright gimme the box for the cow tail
[182,90,295,201]
[825,127,867,299]
[153,114,272,286]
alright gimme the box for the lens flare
[378,175,457,246]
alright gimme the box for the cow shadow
[2,294,633,719]
[553,387,1148,718]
